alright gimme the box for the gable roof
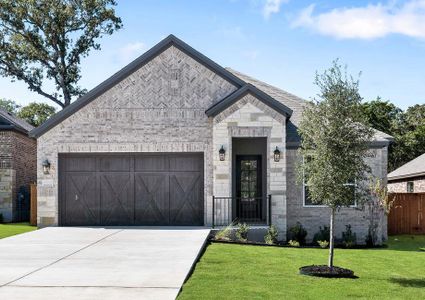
[30,34,246,138]
[205,83,293,118]
[0,108,34,133]
[388,153,425,180]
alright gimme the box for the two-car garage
[58,153,204,226]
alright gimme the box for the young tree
[0,0,122,108]
[17,102,56,127]
[0,98,20,114]
[297,61,374,270]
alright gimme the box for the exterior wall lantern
[42,159,51,174]
[273,147,281,162]
[219,145,226,161]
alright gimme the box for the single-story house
[30,35,392,243]
[0,108,36,222]
[388,153,425,193]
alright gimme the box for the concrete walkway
[0,227,210,300]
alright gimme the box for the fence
[212,195,272,227]
[388,193,425,235]
[30,183,37,226]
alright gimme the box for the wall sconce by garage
[219,145,226,161]
[273,147,281,162]
[42,159,51,174]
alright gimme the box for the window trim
[407,181,414,193]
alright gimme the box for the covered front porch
[210,92,288,235]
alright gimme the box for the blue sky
[1,0,425,110]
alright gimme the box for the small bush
[342,224,357,248]
[317,240,329,248]
[288,222,307,245]
[235,223,250,242]
[365,223,378,247]
[313,226,330,244]
[215,224,233,241]
[264,225,279,245]
[288,240,300,247]
[0,213,3,223]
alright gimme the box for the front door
[236,155,262,222]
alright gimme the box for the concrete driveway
[0,227,210,300]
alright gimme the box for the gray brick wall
[37,45,237,226]
[286,146,389,244]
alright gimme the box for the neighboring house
[30,35,392,243]
[0,108,36,222]
[388,153,425,193]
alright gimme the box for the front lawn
[0,222,36,239]
[179,235,425,300]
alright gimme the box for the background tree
[17,102,56,127]
[0,98,20,114]
[0,0,122,108]
[297,61,374,270]
[361,100,425,171]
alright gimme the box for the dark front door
[59,153,204,226]
[236,155,262,222]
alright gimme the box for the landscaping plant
[288,222,307,245]
[297,60,374,274]
[288,240,300,247]
[341,225,357,248]
[235,223,249,242]
[313,226,330,244]
[215,224,233,241]
[317,240,329,249]
[264,225,278,245]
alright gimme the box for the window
[407,181,414,193]
[302,156,356,207]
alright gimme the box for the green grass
[0,222,36,239]
[179,235,425,300]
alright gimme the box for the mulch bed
[299,265,357,278]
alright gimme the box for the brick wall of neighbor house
[286,146,389,244]
[212,94,287,238]
[36,45,238,226]
[388,177,425,193]
[0,131,36,221]
[11,131,37,218]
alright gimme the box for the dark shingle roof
[0,108,34,133]
[226,68,393,146]
[388,153,425,180]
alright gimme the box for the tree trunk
[328,207,335,270]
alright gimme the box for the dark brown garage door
[59,153,204,226]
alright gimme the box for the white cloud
[263,0,289,19]
[292,0,425,39]
[118,42,145,63]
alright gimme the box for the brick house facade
[31,35,391,243]
[0,109,36,222]
[388,153,425,193]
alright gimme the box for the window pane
[407,182,414,193]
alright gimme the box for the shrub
[342,225,357,248]
[0,213,3,223]
[288,222,307,245]
[365,223,378,247]
[313,226,330,244]
[317,240,329,248]
[215,224,233,241]
[288,240,300,247]
[264,225,279,245]
[235,223,250,242]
